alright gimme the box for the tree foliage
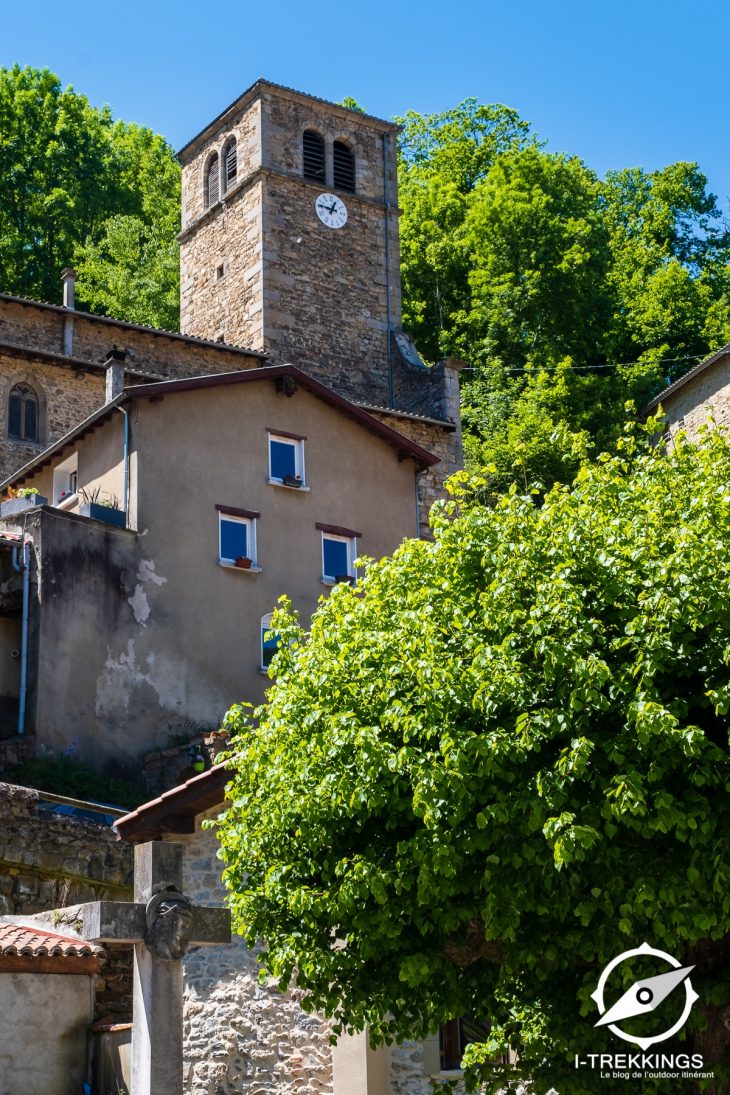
[217,424,730,1092]
[397,101,730,490]
[0,65,180,327]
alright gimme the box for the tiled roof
[643,343,730,414]
[1,363,439,492]
[0,922,104,959]
[116,760,232,843]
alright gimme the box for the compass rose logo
[591,942,699,1050]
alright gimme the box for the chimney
[61,268,76,356]
[104,347,126,403]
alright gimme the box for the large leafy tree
[217,424,730,1093]
[397,102,730,491]
[0,65,180,326]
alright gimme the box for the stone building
[644,341,730,439]
[0,77,467,1094]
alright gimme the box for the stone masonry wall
[369,412,462,538]
[0,296,263,378]
[661,352,730,441]
[0,348,104,481]
[179,812,333,1095]
[0,779,134,1020]
[180,179,265,349]
[179,82,402,412]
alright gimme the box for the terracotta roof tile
[0,922,104,959]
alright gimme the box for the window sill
[258,666,273,676]
[320,576,355,587]
[55,493,79,511]
[7,436,45,448]
[218,561,262,574]
[267,478,310,492]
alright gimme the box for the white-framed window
[216,505,259,568]
[317,523,361,584]
[260,612,280,671]
[52,452,78,506]
[267,430,306,487]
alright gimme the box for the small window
[260,612,280,670]
[321,532,354,583]
[303,130,325,184]
[333,140,355,192]
[222,137,237,193]
[205,152,220,208]
[439,1018,500,1073]
[219,513,255,566]
[268,432,305,487]
[8,384,39,441]
[52,452,78,505]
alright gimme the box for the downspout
[117,406,130,527]
[382,133,394,408]
[12,536,32,735]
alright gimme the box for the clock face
[315,193,348,229]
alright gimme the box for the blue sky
[3,0,729,205]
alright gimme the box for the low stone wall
[0,732,36,774]
[0,779,134,1019]
[143,731,230,796]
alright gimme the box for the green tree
[396,100,531,362]
[0,65,180,325]
[217,425,730,1093]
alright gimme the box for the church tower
[178,80,402,408]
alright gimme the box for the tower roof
[177,77,398,163]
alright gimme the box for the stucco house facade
[0,363,436,772]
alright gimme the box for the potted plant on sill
[79,486,126,529]
[234,556,253,569]
[1,486,48,517]
[282,474,302,488]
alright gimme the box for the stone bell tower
[177,79,402,408]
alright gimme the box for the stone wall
[0,348,104,481]
[368,411,462,538]
[179,812,333,1095]
[179,81,403,413]
[0,779,134,1020]
[660,351,730,441]
[0,295,263,380]
[180,179,265,349]
[143,731,229,796]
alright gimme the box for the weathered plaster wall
[179,813,333,1095]
[0,970,95,1095]
[6,380,422,772]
